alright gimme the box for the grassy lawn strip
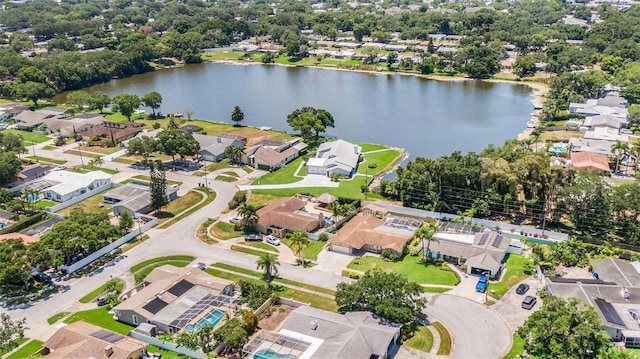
[146,345,190,359]
[280,238,325,261]
[432,321,452,355]
[405,326,434,353]
[357,143,388,152]
[243,167,253,173]
[247,193,282,208]
[63,307,135,335]
[488,255,533,300]
[347,256,459,286]
[503,334,527,359]
[253,174,370,199]
[5,129,50,144]
[56,190,113,217]
[27,155,66,165]
[157,189,216,229]
[215,175,237,182]
[131,174,181,186]
[252,157,304,185]
[47,312,70,325]
[70,165,119,175]
[210,221,244,240]
[205,268,337,312]
[79,279,124,303]
[231,244,277,257]
[135,261,190,282]
[212,262,335,296]
[421,287,452,293]
[357,149,401,174]
[243,241,279,252]
[130,255,195,273]
[77,145,120,155]
[5,339,43,359]
[157,190,203,225]
[35,200,55,209]
[221,171,239,178]
[0,337,28,356]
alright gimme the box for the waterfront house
[243,138,307,171]
[307,139,361,177]
[81,121,143,144]
[193,133,247,162]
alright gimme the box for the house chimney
[310,320,318,330]
[104,345,114,357]
[624,287,630,300]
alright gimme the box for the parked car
[192,262,206,270]
[32,271,52,284]
[475,274,489,292]
[0,124,7,130]
[266,235,281,246]
[522,295,537,310]
[53,165,67,171]
[244,233,262,241]
[516,283,530,295]
[229,217,242,224]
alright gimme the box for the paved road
[425,295,512,359]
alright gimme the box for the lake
[55,63,534,159]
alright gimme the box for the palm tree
[256,253,279,282]
[231,105,244,126]
[611,140,630,174]
[288,231,309,263]
[327,201,340,223]
[415,222,438,261]
[224,145,244,165]
[238,203,259,229]
[632,138,640,171]
[93,155,104,167]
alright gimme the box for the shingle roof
[256,197,321,232]
[570,151,610,172]
[328,213,413,253]
[312,140,361,173]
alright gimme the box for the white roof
[42,171,110,196]
[435,232,476,244]
[306,157,326,167]
[312,140,361,173]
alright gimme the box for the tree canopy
[286,107,335,141]
[156,129,200,161]
[112,93,141,121]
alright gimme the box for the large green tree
[66,90,90,112]
[142,91,162,116]
[149,161,168,213]
[517,296,611,359]
[156,129,199,161]
[88,91,111,113]
[126,136,158,165]
[0,152,22,186]
[286,107,335,141]
[335,268,426,324]
[112,93,141,121]
[0,314,27,350]
[255,253,279,282]
[16,81,55,106]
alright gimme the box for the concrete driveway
[446,270,488,303]
[492,276,542,332]
[426,295,512,359]
[314,249,356,276]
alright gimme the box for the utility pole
[203,157,208,187]
[364,167,368,202]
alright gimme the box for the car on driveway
[53,165,67,171]
[521,295,537,310]
[266,235,280,246]
[516,283,530,295]
[229,217,241,224]
[244,233,262,241]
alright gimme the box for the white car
[53,165,67,171]
[266,235,280,246]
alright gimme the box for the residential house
[43,321,146,359]
[583,114,628,129]
[242,306,400,359]
[43,114,106,137]
[255,197,323,237]
[546,258,640,347]
[243,138,307,171]
[569,138,616,157]
[569,99,628,118]
[105,182,179,216]
[11,164,52,185]
[193,133,247,162]
[570,152,610,172]
[81,122,143,144]
[41,170,111,202]
[0,104,27,121]
[429,226,511,275]
[328,212,415,255]
[584,127,629,142]
[13,110,55,130]
[307,139,361,177]
[114,265,235,333]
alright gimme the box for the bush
[381,249,399,262]
[409,247,420,256]
[238,280,273,310]
[228,191,247,210]
[234,221,243,231]
[318,233,329,242]
[348,272,361,279]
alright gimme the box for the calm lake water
[55,63,534,159]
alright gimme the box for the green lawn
[489,255,533,300]
[503,334,527,359]
[47,312,70,325]
[131,174,181,186]
[5,129,50,144]
[252,157,304,185]
[157,190,203,225]
[357,149,401,174]
[0,337,28,356]
[130,255,195,273]
[146,345,190,359]
[231,244,278,257]
[281,238,326,261]
[35,200,55,209]
[243,241,279,252]
[422,286,452,293]
[357,142,388,152]
[433,321,452,356]
[63,307,135,335]
[70,165,118,175]
[202,50,244,61]
[56,190,112,216]
[347,256,459,286]
[158,188,216,229]
[405,326,434,353]
[26,155,67,165]
[247,193,282,208]
[79,279,124,303]
[5,339,43,359]
[210,221,244,240]
[253,174,370,199]
[215,174,238,182]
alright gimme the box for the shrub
[238,280,273,310]
[409,247,420,256]
[228,191,247,210]
[381,249,399,262]
[318,233,329,242]
[234,221,243,231]
[348,272,361,279]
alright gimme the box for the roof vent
[311,320,318,330]
[624,287,630,300]
[104,345,114,357]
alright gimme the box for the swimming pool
[323,216,332,222]
[185,309,225,332]
[551,145,566,153]
[254,349,298,359]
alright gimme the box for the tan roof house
[570,151,610,172]
[43,321,146,359]
[255,197,323,237]
[328,213,414,255]
[243,138,307,171]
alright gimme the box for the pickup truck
[476,274,489,292]
[244,233,263,242]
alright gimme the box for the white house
[41,171,111,202]
[307,140,361,177]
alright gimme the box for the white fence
[45,182,116,213]
[59,216,158,274]
[129,331,206,358]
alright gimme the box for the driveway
[426,295,512,359]
[314,249,356,276]
[445,269,488,303]
[492,276,542,332]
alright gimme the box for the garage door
[330,244,352,254]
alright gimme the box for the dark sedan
[516,283,530,295]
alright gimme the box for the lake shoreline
[205,58,548,143]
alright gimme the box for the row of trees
[126,129,200,165]
[66,90,163,119]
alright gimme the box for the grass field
[280,238,326,261]
[252,174,370,199]
[243,241,279,252]
[433,321,452,355]
[130,255,195,273]
[63,307,135,335]
[35,200,55,209]
[0,337,28,356]
[252,157,304,185]
[489,255,533,300]
[56,190,113,216]
[47,312,70,325]
[231,244,277,257]
[503,334,527,359]
[210,221,244,240]
[157,190,203,225]
[357,142,389,152]
[347,256,459,286]
[247,193,282,208]
[357,149,401,174]
[202,50,244,61]
[405,326,434,353]
[79,279,124,303]
[5,339,43,359]
[26,155,66,165]
[4,129,50,144]
[159,188,215,229]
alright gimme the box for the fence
[59,215,158,274]
[129,331,206,359]
[0,285,56,307]
[45,182,116,213]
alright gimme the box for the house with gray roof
[243,138,307,171]
[105,182,179,216]
[243,306,400,359]
[584,114,628,129]
[193,133,246,162]
[307,139,361,177]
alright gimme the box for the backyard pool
[185,309,225,332]
[254,349,298,359]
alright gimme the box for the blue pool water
[254,349,298,359]
[185,309,225,332]
[551,145,565,153]
[323,216,332,222]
